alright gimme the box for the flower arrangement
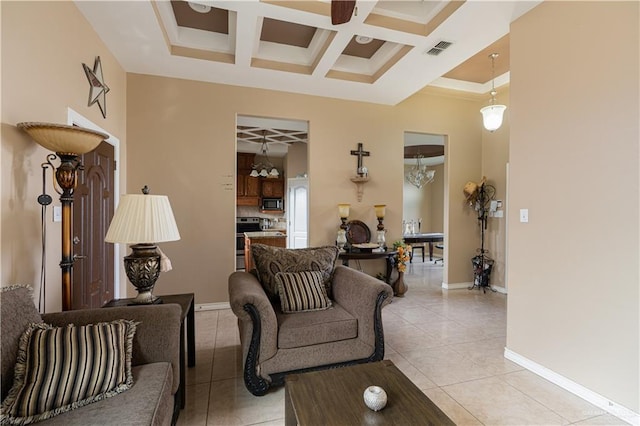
[393,241,412,273]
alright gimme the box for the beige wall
[1,1,127,312]
[127,74,484,303]
[507,1,638,413]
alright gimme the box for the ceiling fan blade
[331,0,356,25]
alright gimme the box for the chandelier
[249,131,280,178]
[406,155,435,189]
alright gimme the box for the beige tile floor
[178,259,626,426]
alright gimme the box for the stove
[236,217,261,270]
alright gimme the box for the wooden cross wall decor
[350,143,370,177]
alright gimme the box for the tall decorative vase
[392,271,407,297]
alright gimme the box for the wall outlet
[494,210,504,218]
[519,209,529,223]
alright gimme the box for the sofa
[228,244,393,396]
[1,285,181,425]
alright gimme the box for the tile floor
[178,259,626,426]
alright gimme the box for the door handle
[73,254,87,261]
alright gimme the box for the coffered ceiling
[74,0,541,106]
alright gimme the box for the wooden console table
[338,250,397,283]
[102,293,195,412]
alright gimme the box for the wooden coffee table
[285,360,454,425]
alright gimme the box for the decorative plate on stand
[345,220,371,252]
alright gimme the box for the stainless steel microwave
[261,198,283,211]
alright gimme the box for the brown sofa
[1,285,181,425]
[229,253,393,396]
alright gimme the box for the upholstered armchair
[228,245,393,396]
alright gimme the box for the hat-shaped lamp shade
[106,189,180,304]
[105,194,180,244]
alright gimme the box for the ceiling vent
[425,40,453,56]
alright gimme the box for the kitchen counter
[244,232,286,270]
[244,231,285,238]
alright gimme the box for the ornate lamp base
[124,243,162,304]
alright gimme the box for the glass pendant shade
[374,204,386,219]
[480,104,507,132]
[405,155,435,189]
[338,203,350,219]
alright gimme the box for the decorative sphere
[363,386,387,411]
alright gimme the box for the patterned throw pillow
[251,245,339,300]
[0,320,138,425]
[276,271,332,313]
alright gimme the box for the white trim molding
[196,302,231,311]
[504,348,639,425]
[441,281,472,290]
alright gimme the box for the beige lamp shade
[374,204,386,219]
[17,122,107,154]
[338,203,350,218]
[105,194,181,244]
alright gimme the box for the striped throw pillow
[0,320,137,425]
[276,270,332,313]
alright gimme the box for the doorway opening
[235,115,309,270]
[403,132,445,264]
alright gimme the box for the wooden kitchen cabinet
[261,179,284,198]
[237,153,260,206]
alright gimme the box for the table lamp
[17,122,108,311]
[338,203,350,230]
[374,204,386,248]
[105,186,180,304]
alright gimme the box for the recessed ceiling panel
[261,18,316,48]
[342,37,386,59]
[170,1,229,34]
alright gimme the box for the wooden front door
[72,141,115,309]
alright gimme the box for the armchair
[228,245,393,396]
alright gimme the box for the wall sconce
[480,53,507,132]
[18,122,107,311]
[105,186,180,304]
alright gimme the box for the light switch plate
[53,206,62,222]
[519,209,529,223]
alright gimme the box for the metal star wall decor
[83,56,109,118]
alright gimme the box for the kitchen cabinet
[261,178,284,198]
[237,153,260,206]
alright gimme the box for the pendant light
[480,53,507,132]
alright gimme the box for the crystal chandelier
[406,155,435,189]
[249,132,280,178]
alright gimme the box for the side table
[102,293,195,413]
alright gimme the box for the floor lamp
[18,122,108,311]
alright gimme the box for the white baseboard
[492,285,507,294]
[195,302,230,311]
[441,281,472,290]
[504,348,639,425]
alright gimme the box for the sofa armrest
[331,265,393,343]
[42,304,182,395]
[228,271,278,362]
